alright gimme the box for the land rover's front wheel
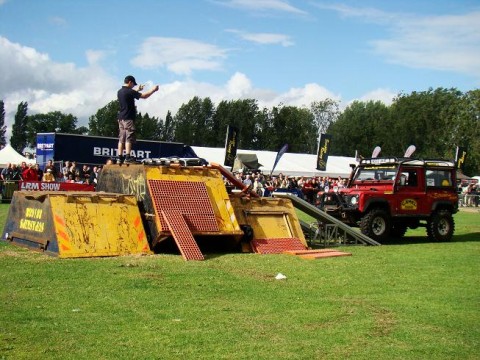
[360,208,391,242]
[427,210,455,242]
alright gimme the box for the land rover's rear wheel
[360,208,391,241]
[427,210,455,242]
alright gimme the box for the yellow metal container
[96,164,244,248]
[2,191,151,258]
[229,196,307,250]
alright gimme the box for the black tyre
[360,208,391,241]
[240,224,254,243]
[427,210,455,242]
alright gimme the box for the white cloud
[265,83,340,109]
[0,35,393,142]
[131,37,228,75]
[227,29,294,46]
[355,88,396,106]
[226,72,252,97]
[86,49,108,65]
[371,12,480,76]
[215,0,307,15]
[0,36,116,133]
[318,4,480,78]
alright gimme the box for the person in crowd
[44,159,57,177]
[11,164,22,181]
[81,164,92,183]
[252,176,264,196]
[62,160,71,179]
[90,166,101,185]
[69,161,80,178]
[34,164,43,181]
[243,174,253,189]
[42,168,55,182]
[302,178,315,203]
[22,164,38,181]
[1,163,13,181]
[466,183,476,206]
[65,173,75,183]
[20,161,28,174]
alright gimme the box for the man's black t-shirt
[117,86,141,120]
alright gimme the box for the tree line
[1,87,479,175]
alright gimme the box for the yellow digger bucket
[2,191,151,258]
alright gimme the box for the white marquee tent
[0,144,32,168]
[192,146,356,178]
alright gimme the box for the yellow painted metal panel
[49,193,151,258]
[229,196,307,248]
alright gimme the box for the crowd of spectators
[228,171,349,204]
[1,159,102,185]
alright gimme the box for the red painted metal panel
[148,180,218,232]
[251,238,306,254]
[161,210,204,261]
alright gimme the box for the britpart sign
[36,133,195,166]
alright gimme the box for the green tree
[310,99,340,143]
[136,112,163,140]
[269,105,317,153]
[389,88,464,158]
[88,100,119,137]
[10,101,28,153]
[162,110,175,142]
[74,126,89,135]
[213,99,261,149]
[173,97,215,146]
[453,90,480,175]
[25,111,79,147]
[0,100,6,147]
[328,100,389,158]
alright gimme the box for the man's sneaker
[123,156,137,164]
[112,156,124,164]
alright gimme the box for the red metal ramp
[161,210,204,261]
[251,238,307,254]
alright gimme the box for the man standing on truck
[117,75,159,164]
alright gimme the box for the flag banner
[404,145,416,158]
[224,125,239,167]
[270,144,288,175]
[371,146,381,158]
[455,146,467,171]
[316,134,332,171]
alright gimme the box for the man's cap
[124,75,137,86]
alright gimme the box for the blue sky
[0,0,479,135]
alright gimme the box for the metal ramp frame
[274,193,380,246]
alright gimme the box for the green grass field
[0,203,479,359]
